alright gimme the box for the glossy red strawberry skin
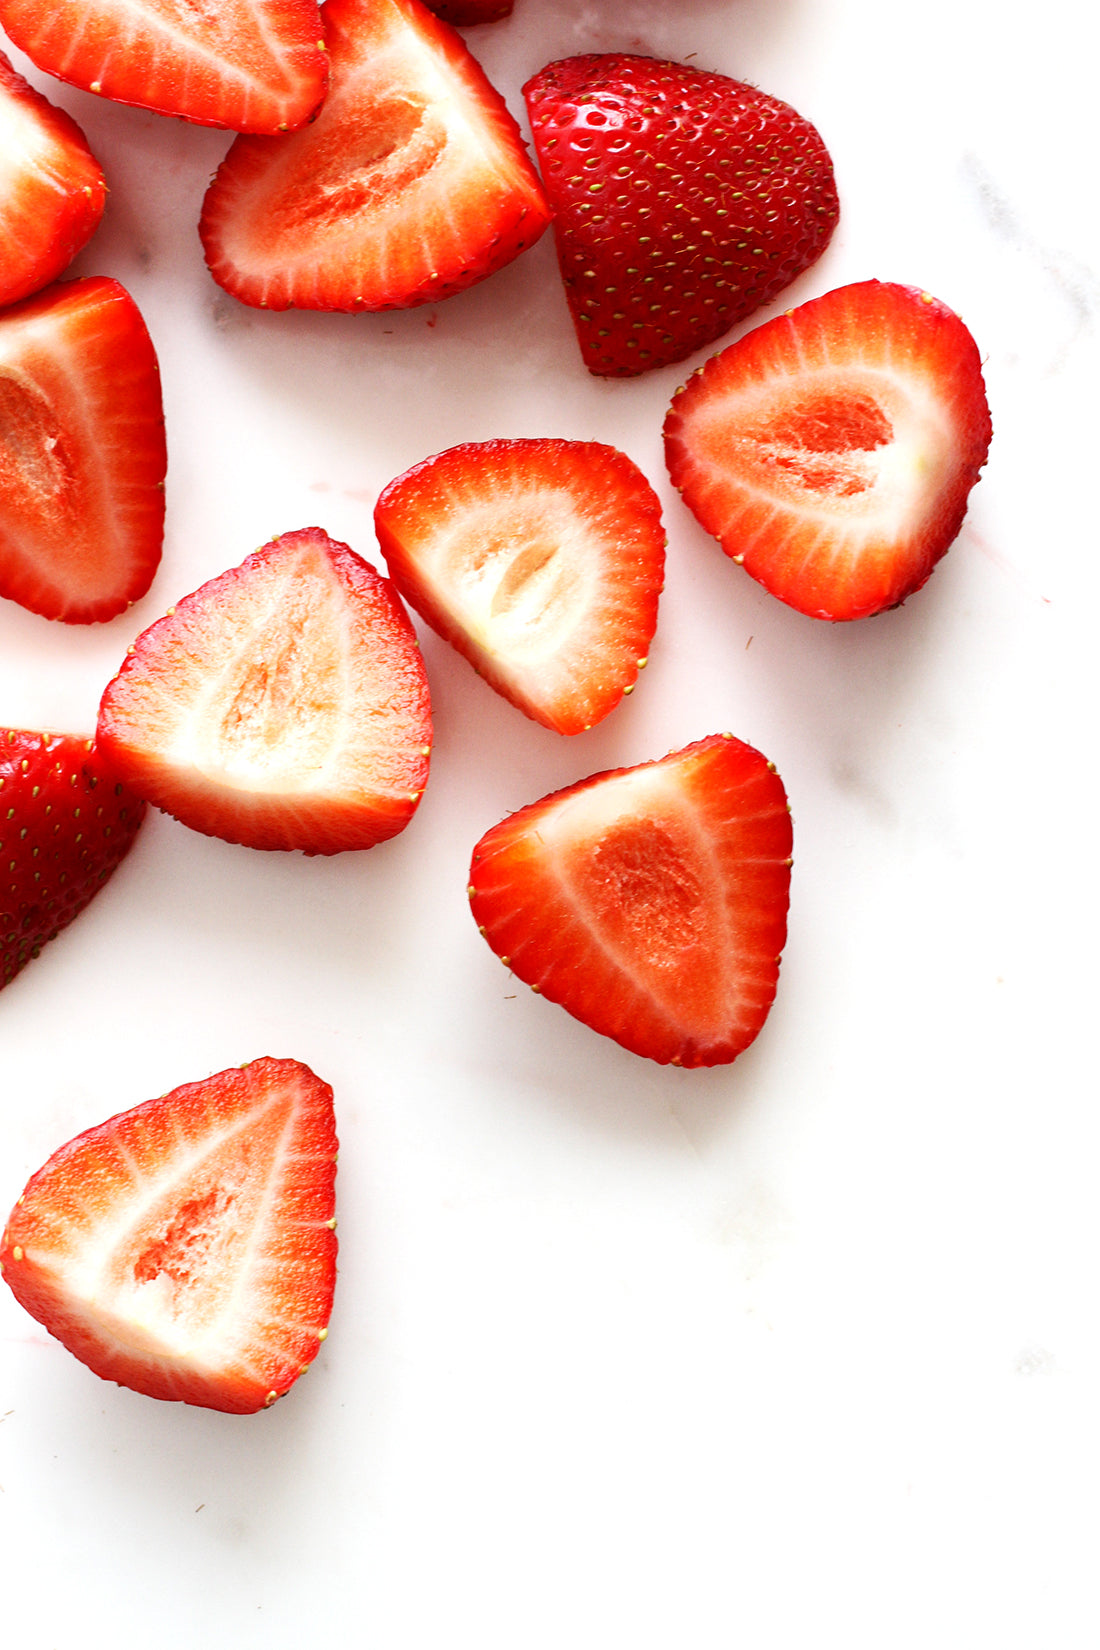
[664,281,993,621]
[96,527,432,855]
[1,1057,337,1413]
[468,734,793,1067]
[0,277,166,624]
[523,53,839,378]
[0,52,106,308]
[0,729,146,990]
[375,439,666,734]
[424,0,511,20]
[0,0,328,133]
[200,0,550,313]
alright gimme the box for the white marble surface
[1,2,1097,1645]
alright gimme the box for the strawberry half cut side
[1,729,146,990]
[664,281,993,621]
[468,734,793,1067]
[0,0,328,133]
[523,53,838,378]
[200,0,551,313]
[96,526,432,854]
[375,439,666,734]
[1,1057,338,1413]
[0,52,107,309]
[0,277,166,624]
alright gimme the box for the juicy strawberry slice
[96,526,432,854]
[0,0,327,133]
[375,439,665,735]
[0,277,166,624]
[664,281,994,621]
[468,734,793,1067]
[423,0,512,21]
[0,729,146,990]
[199,0,550,312]
[523,53,838,378]
[1,1057,338,1413]
[0,52,106,309]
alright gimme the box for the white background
[1,1,1097,1644]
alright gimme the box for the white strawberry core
[63,1091,299,1366]
[697,364,960,539]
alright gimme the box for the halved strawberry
[0,277,166,624]
[0,52,106,309]
[1,1057,337,1413]
[523,53,838,377]
[0,0,328,133]
[1,728,146,990]
[468,734,793,1067]
[200,0,551,313]
[374,439,665,735]
[664,281,993,621]
[96,526,432,854]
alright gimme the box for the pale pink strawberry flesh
[1,1058,338,1413]
[96,527,432,854]
[375,439,665,734]
[0,53,107,308]
[0,0,328,132]
[200,0,550,312]
[0,277,166,624]
[664,281,993,620]
[468,734,793,1067]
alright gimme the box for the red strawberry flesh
[0,276,166,624]
[523,53,839,377]
[0,0,328,133]
[468,734,793,1067]
[96,526,432,854]
[200,0,550,313]
[664,280,993,620]
[1,1057,338,1413]
[0,52,107,309]
[374,438,666,734]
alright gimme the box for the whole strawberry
[523,54,839,377]
[1,730,146,989]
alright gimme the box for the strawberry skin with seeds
[468,735,793,1068]
[0,0,328,133]
[424,1,512,20]
[664,281,993,621]
[96,527,432,855]
[0,52,107,309]
[0,729,146,990]
[523,53,838,378]
[375,438,666,734]
[1,1057,338,1413]
[200,0,551,313]
[0,277,167,624]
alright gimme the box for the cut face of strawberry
[96,526,432,854]
[468,734,793,1067]
[200,0,551,313]
[0,277,166,624]
[1,1057,338,1413]
[375,439,666,735]
[1,729,146,990]
[0,0,328,133]
[523,53,839,378]
[664,281,994,621]
[0,52,107,309]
